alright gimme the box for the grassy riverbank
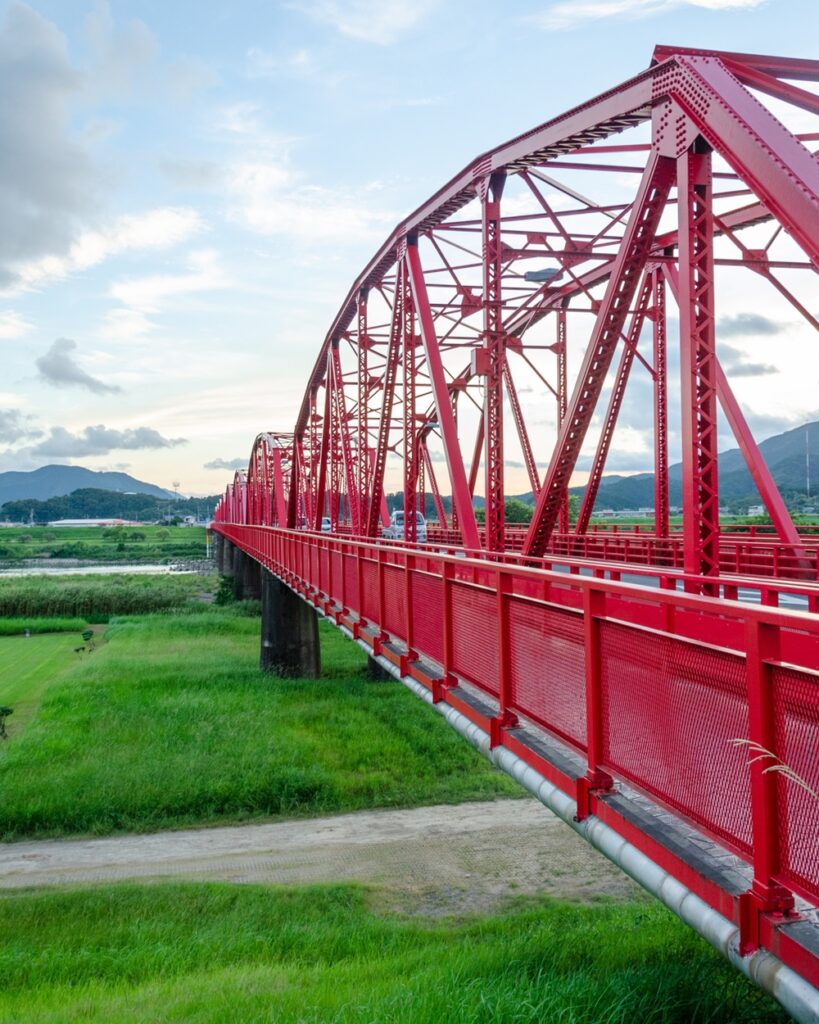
[0,608,518,839]
[0,883,787,1023]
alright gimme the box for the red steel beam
[365,280,402,537]
[677,141,719,586]
[575,272,653,534]
[523,151,676,557]
[407,240,481,551]
[652,269,669,539]
[482,172,507,552]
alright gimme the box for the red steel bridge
[213,47,819,1021]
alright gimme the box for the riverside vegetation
[0,524,207,565]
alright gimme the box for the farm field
[0,525,207,564]
[0,882,788,1024]
[0,633,81,737]
[0,606,519,839]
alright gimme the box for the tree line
[1,489,219,524]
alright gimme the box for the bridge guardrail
[217,522,818,927]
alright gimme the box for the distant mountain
[0,465,176,507]
[560,419,819,512]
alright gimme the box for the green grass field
[0,609,518,839]
[0,883,787,1024]
[0,633,81,736]
[0,525,206,564]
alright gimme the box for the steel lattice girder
[238,46,819,584]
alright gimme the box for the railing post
[739,619,794,954]
[404,551,416,662]
[434,558,455,703]
[577,587,613,819]
[490,568,518,747]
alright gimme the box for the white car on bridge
[383,510,427,544]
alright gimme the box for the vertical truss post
[402,261,419,542]
[272,448,286,527]
[652,267,669,539]
[406,238,481,551]
[314,375,331,530]
[366,272,403,537]
[328,361,342,531]
[678,140,719,589]
[450,390,460,533]
[357,288,370,530]
[330,340,361,534]
[556,307,569,534]
[482,171,507,552]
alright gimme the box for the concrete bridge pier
[242,556,262,601]
[213,532,224,574]
[260,567,320,678]
[232,548,248,600]
[222,538,235,578]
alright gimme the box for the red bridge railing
[217,522,819,959]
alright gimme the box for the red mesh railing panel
[331,550,344,598]
[451,582,499,696]
[508,598,587,749]
[343,553,359,611]
[361,559,378,623]
[411,572,444,664]
[772,665,819,900]
[600,622,753,854]
[383,563,406,642]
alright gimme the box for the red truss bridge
[213,47,819,1021]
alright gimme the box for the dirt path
[0,798,641,914]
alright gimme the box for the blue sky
[0,0,817,495]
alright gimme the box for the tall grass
[0,612,519,838]
[0,617,87,636]
[0,883,788,1023]
[0,573,213,619]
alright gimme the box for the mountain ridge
[0,465,176,506]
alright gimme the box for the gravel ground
[0,798,643,915]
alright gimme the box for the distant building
[47,518,133,527]
[747,505,764,516]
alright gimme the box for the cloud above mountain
[36,338,122,394]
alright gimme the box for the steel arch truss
[222,46,819,586]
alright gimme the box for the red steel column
[407,239,481,551]
[652,267,669,539]
[482,171,506,552]
[557,307,569,535]
[357,288,370,530]
[678,140,719,589]
[402,261,419,542]
[366,270,403,537]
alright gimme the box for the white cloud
[10,207,205,293]
[294,0,438,45]
[103,248,231,339]
[533,0,766,30]
[226,163,394,244]
[0,311,32,339]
